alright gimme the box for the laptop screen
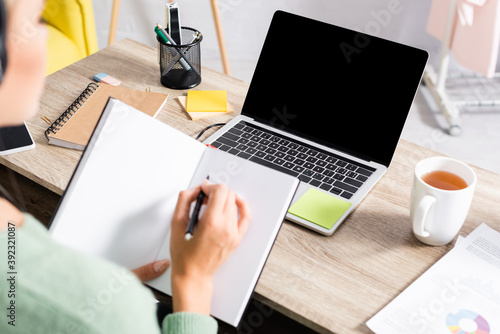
[241,11,428,167]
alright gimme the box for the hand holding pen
[185,176,209,241]
[169,179,251,310]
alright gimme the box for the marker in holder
[157,27,202,90]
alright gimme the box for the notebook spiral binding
[44,82,100,139]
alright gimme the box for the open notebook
[48,98,299,327]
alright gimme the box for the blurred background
[92,0,446,81]
[90,0,500,174]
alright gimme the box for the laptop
[204,10,428,235]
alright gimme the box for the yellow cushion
[43,0,98,75]
[45,25,81,75]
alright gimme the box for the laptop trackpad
[288,188,351,229]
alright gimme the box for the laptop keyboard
[210,122,375,200]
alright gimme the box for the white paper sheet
[367,224,500,334]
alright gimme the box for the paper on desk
[367,223,500,334]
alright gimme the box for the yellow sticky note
[187,90,227,113]
[177,96,234,120]
[288,188,351,229]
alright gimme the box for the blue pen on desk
[185,176,209,241]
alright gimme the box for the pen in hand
[185,176,209,241]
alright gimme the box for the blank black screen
[242,11,428,166]
[0,124,34,151]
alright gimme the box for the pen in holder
[157,27,202,89]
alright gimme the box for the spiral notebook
[44,83,168,150]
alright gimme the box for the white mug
[410,157,476,246]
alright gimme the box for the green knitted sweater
[0,214,217,333]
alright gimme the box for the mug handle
[413,195,436,238]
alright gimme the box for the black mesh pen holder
[158,27,202,90]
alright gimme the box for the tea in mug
[421,170,468,190]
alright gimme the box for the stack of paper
[367,223,500,333]
[177,90,234,120]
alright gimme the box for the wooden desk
[2,39,500,334]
